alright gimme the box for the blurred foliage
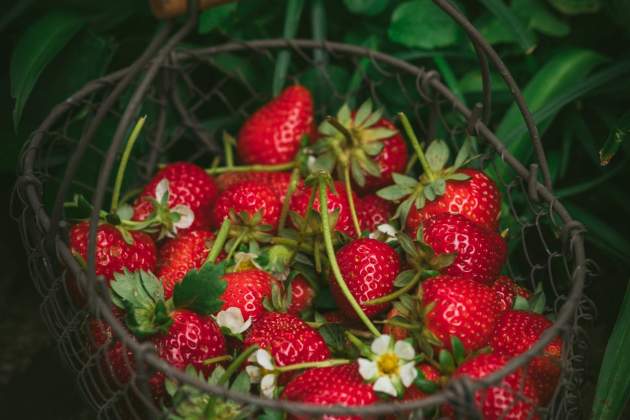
[1,0,630,412]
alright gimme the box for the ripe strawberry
[289,181,358,237]
[422,213,507,285]
[330,238,400,319]
[490,310,562,404]
[287,275,315,315]
[358,194,393,232]
[492,275,531,313]
[420,275,500,351]
[447,353,540,420]
[69,222,157,282]
[406,168,501,234]
[383,307,408,341]
[244,312,330,368]
[215,171,300,203]
[282,363,378,420]
[211,180,281,231]
[133,162,218,232]
[221,269,277,323]
[237,85,314,164]
[361,117,408,192]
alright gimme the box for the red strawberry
[221,269,277,323]
[282,363,378,420]
[238,85,313,165]
[406,168,501,234]
[133,162,218,232]
[420,275,500,351]
[69,222,157,282]
[446,353,540,420]
[383,307,409,341]
[402,364,441,401]
[422,213,507,285]
[287,276,315,315]
[490,310,562,405]
[492,275,531,313]
[330,238,400,319]
[289,181,358,237]
[361,118,408,192]
[244,312,330,368]
[211,180,281,231]
[358,194,393,232]
[215,171,300,203]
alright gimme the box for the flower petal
[215,307,251,334]
[172,204,194,229]
[260,374,277,398]
[394,340,415,361]
[371,335,392,355]
[373,376,397,397]
[377,223,397,238]
[400,362,418,388]
[256,349,275,370]
[155,178,170,203]
[245,366,261,383]
[358,358,378,381]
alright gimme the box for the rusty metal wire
[13,1,592,418]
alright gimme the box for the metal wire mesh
[13,2,591,419]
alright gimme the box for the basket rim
[18,39,587,417]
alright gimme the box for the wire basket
[14,0,591,418]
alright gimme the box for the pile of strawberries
[67,85,561,419]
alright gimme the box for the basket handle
[150,0,236,19]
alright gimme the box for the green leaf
[549,0,601,15]
[10,12,84,129]
[363,141,385,156]
[423,184,436,201]
[377,185,412,201]
[319,324,347,354]
[388,0,458,50]
[64,194,94,220]
[351,159,366,187]
[354,99,373,127]
[478,0,536,53]
[343,0,389,16]
[392,173,418,189]
[173,262,227,315]
[230,371,251,393]
[513,295,530,311]
[432,179,446,196]
[517,0,570,37]
[592,281,630,420]
[425,140,450,172]
[272,0,305,96]
[394,270,416,287]
[450,336,466,364]
[600,111,630,166]
[198,2,236,34]
[362,127,398,142]
[438,349,455,373]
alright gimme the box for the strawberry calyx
[224,210,274,256]
[513,282,547,314]
[397,229,457,274]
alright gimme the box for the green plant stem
[343,164,362,238]
[207,219,231,264]
[278,167,301,230]
[345,331,372,357]
[111,116,146,212]
[218,345,258,386]
[365,272,422,305]
[325,115,358,147]
[275,359,349,373]
[202,355,232,366]
[206,162,296,175]
[398,112,435,181]
[223,131,234,167]
[319,177,380,336]
[226,231,246,261]
[270,237,314,254]
[378,319,422,330]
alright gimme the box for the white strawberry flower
[306,155,318,173]
[368,223,398,243]
[233,252,263,272]
[154,178,194,237]
[155,178,170,203]
[214,307,252,335]
[245,349,278,398]
[358,334,418,397]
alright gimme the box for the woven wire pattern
[13,38,592,419]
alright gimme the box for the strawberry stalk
[222,131,235,167]
[202,355,233,366]
[318,174,380,336]
[397,112,435,181]
[207,219,231,264]
[278,167,301,230]
[274,359,350,373]
[206,161,296,175]
[110,116,146,212]
[226,231,246,261]
[365,272,422,305]
[218,345,259,386]
[343,164,363,238]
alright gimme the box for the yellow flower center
[377,353,400,375]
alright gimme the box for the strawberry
[360,117,408,192]
[244,312,331,368]
[446,353,540,420]
[69,221,157,282]
[383,307,409,341]
[406,168,501,234]
[422,213,507,285]
[287,275,315,315]
[282,363,378,420]
[157,230,221,299]
[492,275,531,313]
[237,85,314,165]
[133,162,218,233]
[221,269,278,323]
[215,171,300,203]
[289,181,358,237]
[211,180,281,231]
[330,238,400,319]
[420,275,500,351]
[358,194,393,232]
[402,364,441,401]
[490,310,562,405]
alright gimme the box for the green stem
[319,177,380,336]
[365,272,422,305]
[278,167,301,230]
[379,320,422,331]
[218,345,259,386]
[206,162,295,175]
[398,112,435,181]
[270,237,314,254]
[223,131,235,167]
[275,359,349,373]
[226,231,246,261]
[345,331,372,358]
[203,355,233,366]
[343,164,362,238]
[405,154,418,174]
[207,219,231,264]
[325,115,358,147]
[111,116,146,212]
